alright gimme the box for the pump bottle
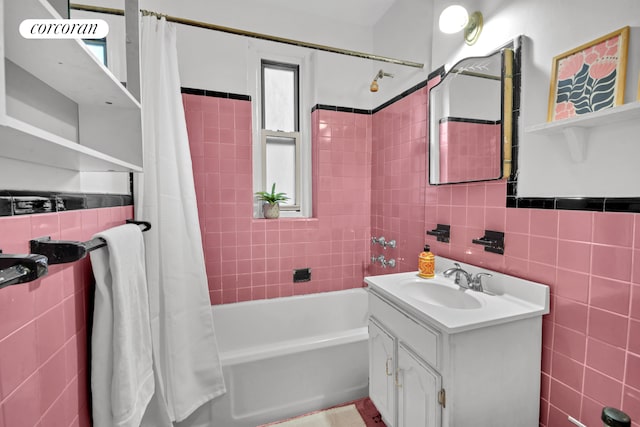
[418,244,435,278]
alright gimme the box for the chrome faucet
[443,263,492,292]
[443,263,473,289]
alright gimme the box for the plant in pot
[255,183,289,219]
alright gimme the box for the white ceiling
[260,0,397,27]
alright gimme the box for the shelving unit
[0,0,142,172]
[525,102,640,162]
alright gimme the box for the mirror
[428,38,519,185]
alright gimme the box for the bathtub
[179,288,369,427]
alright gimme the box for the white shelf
[4,0,140,109]
[525,102,640,161]
[526,102,640,134]
[0,0,142,172]
[1,116,142,172]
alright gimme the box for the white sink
[365,256,550,333]
[398,277,483,309]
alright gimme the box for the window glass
[262,62,298,132]
[265,135,296,206]
[85,38,107,66]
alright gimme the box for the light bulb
[439,5,469,34]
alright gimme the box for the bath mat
[264,404,365,426]
[260,398,386,427]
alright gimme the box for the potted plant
[255,182,289,219]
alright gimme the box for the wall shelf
[525,102,640,162]
[0,0,142,172]
[1,116,142,171]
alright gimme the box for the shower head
[370,69,394,92]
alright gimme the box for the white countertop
[364,256,550,333]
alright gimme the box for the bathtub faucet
[372,254,396,268]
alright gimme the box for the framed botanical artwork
[548,26,629,122]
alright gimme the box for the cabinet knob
[395,370,403,388]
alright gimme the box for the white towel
[90,224,155,427]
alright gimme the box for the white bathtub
[178,288,369,427]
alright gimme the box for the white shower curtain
[135,15,226,424]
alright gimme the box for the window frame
[260,60,300,132]
[260,60,301,211]
[250,46,312,219]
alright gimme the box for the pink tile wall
[370,83,639,427]
[183,93,372,304]
[370,87,429,274]
[0,206,134,427]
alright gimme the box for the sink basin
[364,257,550,333]
[398,278,483,309]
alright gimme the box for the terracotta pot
[262,202,280,219]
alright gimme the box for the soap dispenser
[418,245,435,278]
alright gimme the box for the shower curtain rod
[69,3,424,69]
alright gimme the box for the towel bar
[0,220,151,289]
[471,230,505,255]
[30,219,151,265]
[0,252,48,289]
[426,224,451,243]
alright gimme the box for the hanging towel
[136,15,226,423]
[90,224,155,427]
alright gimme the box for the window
[260,60,301,212]
[84,38,107,66]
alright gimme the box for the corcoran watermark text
[19,19,109,39]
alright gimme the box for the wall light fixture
[438,5,483,45]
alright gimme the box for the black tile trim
[505,197,640,213]
[181,87,251,101]
[556,198,605,212]
[312,79,430,116]
[604,198,640,213]
[311,104,372,115]
[372,79,428,114]
[428,66,446,82]
[439,117,501,125]
[0,191,132,217]
[510,197,556,210]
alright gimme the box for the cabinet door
[396,343,442,427]
[369,320,395,426]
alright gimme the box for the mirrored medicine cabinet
[428,36,522,185]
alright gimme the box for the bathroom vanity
[365,257,549,427]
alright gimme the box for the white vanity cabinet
[369,293,443,427]
[370,319,442,427]
[366,259,549,427]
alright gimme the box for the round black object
[424,245,430,252]
[602,407,631,427]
